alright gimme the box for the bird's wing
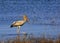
[12,20,25,26]
[12,21,16,24]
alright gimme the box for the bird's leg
[17,26,21,34]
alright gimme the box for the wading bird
[10,15,29,34]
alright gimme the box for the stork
[10,15,29,34]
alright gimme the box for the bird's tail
[10,25,13,28]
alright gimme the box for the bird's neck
[23,18,27,22]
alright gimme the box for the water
[0,24,60,38]
[0,0,60,39]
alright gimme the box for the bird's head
[23,15,29,22]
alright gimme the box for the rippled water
[0,0,60,39]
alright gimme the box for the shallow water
[0,24,60,39]
[0,0,60,40]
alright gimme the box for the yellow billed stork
[10,15,29,34]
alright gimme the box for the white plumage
[10,15,29,34]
